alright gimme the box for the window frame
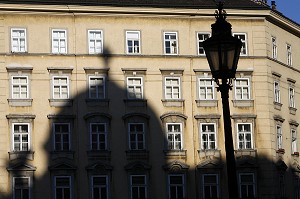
[274,80,281,103]
[91,175,109,199]
[88,75,106,99]
[198,77,215,100]
[166,123,183,150]
[197,32,210,55]
[52,76,70,99]
[11,28,27,53]
[200,123,217,150]
[13,176,31,199]
[238,173,256,198]
[11,76,29,99]
[287,43,292,66]
[51,29,67,54]
[88,29,103,54]
[164,76,181,100]
[168,174,185,199]
[128,123,145,150]
[126,31,141,54]
[291,128,297,154]
[90,123,108,151]
[54,176,72,199]
[289,86,296,108]
[271,36,277,59]
[12,123,30,152]
[233,33,247,56]
[130,175,147,199]
[276,124,283,150]
[164,32,178,55]
[202,174,220,199]
[237,123,253,150]
[234,78,251,100]
[126,76,143,99]
[53,123,71,151]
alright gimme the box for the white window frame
[91,175,109,199]
[291,129,297,154]
[274,81,281,103]
[88,76,105,99]
[238,173,256,198]
[168,174,185,199]
[126,31,141,54]
[52,76,69,99]
[54,176,72,199]
[11,28,27,53]
[127,77,143,99]
[88,30,103,54]
[90,123,107,151]
[52,29,67,54]
[271,36,277,59]
[164,32,178,55]
[11,76,29,99]
[287,44,292,66]
[12,123,30,152]
[289,86,296,108]
[13,177,30,199]
[199,77,215,100]
[202,174,219,199]
[53,123,71,151]
[197,32,210,55]
[276,125,283,150]
[130,175,147,199]
[128,123,145,150]
[237,123,253,149]
[234,78,251,100]
[166,123,183,150]
[164,77,181,100]
[200,123,217,150]
[233,33,247,55]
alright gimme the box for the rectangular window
[52,29,67,54]
[128,123,145,150]
[127,77,143,99]
[197,33,210,55]
[239,173,256,198]
[130,175,147,199]
[235,78,250,100]
[233,33,247,55]
[53,76,69,99]
[276,125,283,150]
[88,30,103,54]
[289,87,296,108]
[272,36,277,59]
[11,28,27,53]
[166,123,182,150]
[199,78,214,100]
[12,76,29,99]
[91,175,108,199]
[165,77,180,99]
[53,123,70,151]
[54,176,71,199]
[164,32,178,55]
[89,76,105,99]
[13,177,30,199]
[237,123,253,149]
[200,123,217,150]
[13,123,30,151]
[90,123,107,151]
[202,174,219,199]
[126,31,140,54]
[292,129,297,154]
[274,81,280,103]
[168,174,185,199]
[287,44,292,66]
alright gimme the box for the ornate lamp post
[203,1,242,199]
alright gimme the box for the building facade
[0,0,299,198]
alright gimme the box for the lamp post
[202,2,242,199]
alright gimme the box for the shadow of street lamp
[202,1,242,199]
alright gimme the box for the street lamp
[203,1,242,199]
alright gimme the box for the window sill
[50,151,74,160]
[276,148,285,154]
[164,150,186,159]
[85,99,109,107]
[232,99,254,107]
[8,99,32,107]
[289,107,297,115]
[292,152,299,157]
[124,99,147,107]
[126,150,149,160]
[273,101,282,110]
[198,149,221,160]
[87,150,111,160]
[195,99,218,107]
[8,151,34,161]
[49,99,73,107]
[161,99,184,107]
[235,149,257,158]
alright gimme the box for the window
[53,123,70,151]
[197,33,210,55]
[13,177,30,199]
[292,129,297,154]
[12,123,30,152]
[274,81,280,103]
[89,76,105,99]
[88,30,103,54]
[91,175,109,199]
[199,78,214,100]
[126,31,140,54]
[289,87,296,108]
[130,175,147,199]
[235,78,250,100]
[54,176,72,199]
[287,44,292,66]
[52,29,67,54]
[53,76,69,99]
[276,125,283,150]
[128,123,145,150]
[233,33,247,55]
[12,76,29,99]
[200,123,217,150]
[202,174,219,199]
[239,173,256,198]
[168,174,185,199]
[127,77,143,99]
[237,123,253,149]
[165,77,181,99]
[11,28,26,53]
[90,123,107,151]
[164,32,178,55]
[271,36,277,59]
[166,123,182,150]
